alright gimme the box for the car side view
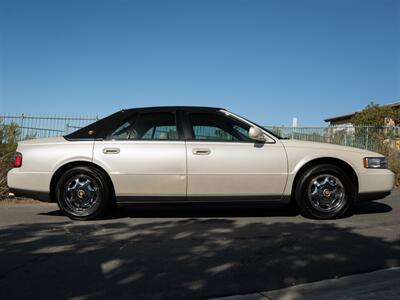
[7,106,395,220]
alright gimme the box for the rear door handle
[192,148,211,155]
[103,148,120,154]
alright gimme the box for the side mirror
[249,127,266,142]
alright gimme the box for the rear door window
[110,112,178,140]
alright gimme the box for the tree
[351,102,400,126]
[350,103,400,186]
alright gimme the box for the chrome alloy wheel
[307,174,346,213]
[63,175,100,214]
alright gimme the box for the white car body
[7,107,395,218]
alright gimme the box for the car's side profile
[7,106,395,220]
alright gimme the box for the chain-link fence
[1,113,400,152]
[0,113,99,139]
[264,125,400,151]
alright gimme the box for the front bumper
[358,169,395,195]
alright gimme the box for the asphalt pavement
[0,190,399,299]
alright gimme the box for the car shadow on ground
[111,203,299,219]
[39,200,392,219]
[351,201,393,214]
[1,214,399,300]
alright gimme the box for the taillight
[12,152,23,168]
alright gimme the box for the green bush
[0,121,20,199]
[389,151,400,187]
[377,142,400,187]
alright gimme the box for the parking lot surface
[0,190,399,299]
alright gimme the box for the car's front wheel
[295,164,354,219]
[55,166,111,220]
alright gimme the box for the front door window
[188,112,252,142]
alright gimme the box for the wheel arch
[291,157,359,202]
[50,161,116,203]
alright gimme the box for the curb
[210,267,400,300]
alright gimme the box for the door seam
[184,141,188,199]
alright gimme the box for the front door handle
[192,148,211,155]
[103,148,120,154]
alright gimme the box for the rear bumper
[9,188,51,202]
[7,169,52,201]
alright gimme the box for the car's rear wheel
[295,164,354,219]
[56,166,111,220]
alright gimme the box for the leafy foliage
[389,151,400,186]
[377,141,400,187]
[0,121,20,199]
[351,102,400,126]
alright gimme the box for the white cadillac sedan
[7,106,395,220]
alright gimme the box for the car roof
[122,106,224,113]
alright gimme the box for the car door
[184,110,288,199]
[92,110,187,200]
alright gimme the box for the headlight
[363,157,388,169]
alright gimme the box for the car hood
[280,139,383,157]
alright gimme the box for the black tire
[295,164,354,219]
[55,166,111,220]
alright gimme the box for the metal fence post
[366,126,369,150]
[20,113,25,138]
